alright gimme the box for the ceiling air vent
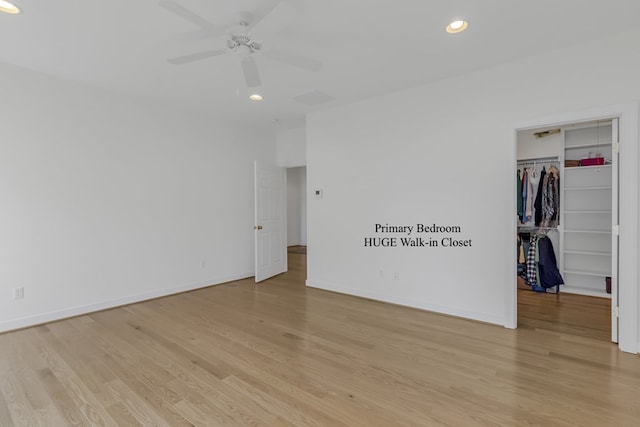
[293,90,335,106]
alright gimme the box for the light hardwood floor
[518,287,611,342]
[1,253,639,426]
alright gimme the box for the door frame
[508,101,638,354]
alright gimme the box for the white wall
[0,62,276,332]
[306,29,640,350]
[517,128,564,161]
[277,127,306,167]
[287,167,307,246]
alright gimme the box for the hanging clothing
[517,170,523,222]
[526,237,538,286]
[529,167,540,186]
[518,237,526,264]
[537,236,564,288]
[522,170,530,223]
[525,170,534,222]
[541,165,560,228]
[518,160,559,230]
[534,167,546,226]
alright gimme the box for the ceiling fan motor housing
[227,34,262,54]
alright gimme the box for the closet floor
[517,288,611,341]
[287,245,307,255]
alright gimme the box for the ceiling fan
[159,0,322,89]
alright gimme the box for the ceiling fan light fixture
[249,93,263,101]
[236,44,252,58]
[0,0,20,14]
[446,20,468,34]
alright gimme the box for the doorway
[515,118,618,342]
[253,164,307,283]
[286,166,307,253]
[286,167,307,281]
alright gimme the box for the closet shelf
[564,142,612,150]
[564,269,612,277]
[563,250,611,257]
[564,210,611,214]
[564,186,612,191]
[564,229,611,234]
[564,164,612,171]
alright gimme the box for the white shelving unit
[561,123,614,298]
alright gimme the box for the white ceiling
[2,0,640,129]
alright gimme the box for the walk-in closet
[516,119,618,341]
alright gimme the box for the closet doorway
[516,118,619,342]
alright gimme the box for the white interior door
[611,118,620,343]
[254,161,287,282]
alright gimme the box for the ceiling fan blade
[240,57,261,88]
[175,28,227,42]
[249,0,296,35]
[264,49,322,71]
[158,0,222,32]
[168,49,229,65]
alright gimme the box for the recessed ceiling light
[249,93,263,101]
[446,20,468,34]
[0,0,20,14]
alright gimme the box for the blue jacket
[537,236,564,288]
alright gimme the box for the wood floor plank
[0,333,50,426]
[7,357,67,425]
[103,379,172,427]
[105,401,144,427]
[0,388,14,427]
[37,368,90,426]
[221,374,341,427]
[72,320,205,427]
[0,374,39,427]
[0,252,638,426]
[28,328,118,426]
[171,396,228,427]
[168,379,262,427]
[128,301,403,426]
[88,311,282,426]
[130,296,410,426]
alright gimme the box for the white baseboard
[0,272,253,333]
[305,279,504,326]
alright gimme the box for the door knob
[254,225,263,230]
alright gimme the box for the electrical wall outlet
[393,272,400,280]
[13,287,24,300]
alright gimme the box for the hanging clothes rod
[517,226,558,231]
[517,156,559,164]
[518,229,558,237]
